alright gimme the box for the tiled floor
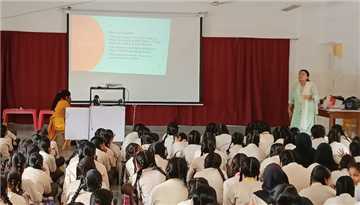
[8,123,246,205]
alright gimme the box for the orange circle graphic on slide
[71,15,105,71]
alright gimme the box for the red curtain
[1,32,289,127]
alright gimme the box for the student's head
[200,132,216,156]
[273,126,290,142]
[353,136,360,144]
[10,152,26,174]
[262,164,289,193]
[71,169,102,204]
[230,153,247,177]
[192,185,217,205]
[269,184,299,205]
[290,197,313,205]
[205,123,217,134]
[125,143,142,161]
[140,133,154,146]
[328,129,341,144]
[39,138,51,154]
[51,90,71,110]
[279,150,300,167]
[90,188,115,205]
[174,132,187,143]
[239,157,260,181]
[339,155,355,170]
[133,123,145,133]
[226,132,245,155]
[36,128,49,137]
[348,163,360,185]
[336,176,355,197]
[188,177,209,199]
[151,133,160,142]
[295,133,312,151]
[66,140,88,165]
[31,134,43,146]
[81,142,96,161]
[188,130,201,145]
[23,143,40,165]
[28,152,43,170]
[1,125,8,138]
[204,152,226,182]
[215,124,229,136]
[350,142,360,157]
[311,125,324,139]
[138,127,150,139]
[284,129,296,146]
[148,141,166,159]
[246,131,260,147]
[245,122,256,136]
[166,122,179,135]
[332,124,345,136]
[314,143,338,171]
[270,143,285,157]
[18,139,33,154]
[102,133,113,148]
[255,121,271,134]
[299,69,310,82]
[310,165,331,186]
[290,127,300,140]
[76,157,96,180]
[90,136,105,150]
[166,157,187,185]
[1,176,12,205]
[104,129,114,139]
[95,128,105,138]
[7,171,24,195]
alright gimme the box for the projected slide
[70,15,171,75]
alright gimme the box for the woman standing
[48,90,71,141]
[288,70,319,134]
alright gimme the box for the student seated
[141,133,154,151]
[124,143,143,183]
[307,143,339,173]
[1,176,13,205]
[6,171,28,205]
[162,122,179,159]
[350,142,360,162]
[39,138,64,184]
[328,129,349,163]
[331,155,354,188]
[148,142,168,173]
[101,133,117,167]
[171,132,188,158]
[193,185,218,205]
[2,118,20,151]
[332,124,351,148]
[36,128,65,167]
[177,178,209,205]
[324,176,357,205]
[180,130,201,166]
[0,125,13,161]
[104,129,121,165]
[268,184,299,205]
[215,124,232,154]
[225,133,245,170]
[223,153,247,201]
[239,131,266,162]
[259,143,284,180]
[311,125,327,149]
[294,133,316,168]
[256,121,274,154]
[90,188,115,205]
[121,123,145,161]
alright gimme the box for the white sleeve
[50,141,60,159]
[48,154,57,173]
[22,180,43,203]
[187,161,195,182]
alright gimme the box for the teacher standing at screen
[288,69,319,135]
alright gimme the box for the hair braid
[2,194,12,205]
[133,169,143,205]
[70,177,85,204]
[217,167,226,182]
[226,142,233,155]
[1,159,8,174]
[65,149,77,166]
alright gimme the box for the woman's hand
[303,95,312,100]
[288,109,293,117]
[337,149,346,158]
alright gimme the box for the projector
[281,2,302,12]
[106,84,123,88]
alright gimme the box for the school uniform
[299,182,336,205]
[22,167,52,195]
[187,150,226,182]
[355,156,360,163]
[312,138,327,150]
[121,132,140,161]
[225,178,262,205]
[307,163,320,174]
[162,134,174,159]
[149,179,188,205]
[171,142,188,158]
[0,137,12,161]
[331,168,349,188]
[40,150,57,173]
[323,193,357,205]
[22,179,43,203]
[265,139,284,157]
[154,154,168,173]
[109,143,122,165]
[96,148,111,171]
[341,136,351,149]
[50,141,60,159]
[223,173,240,203]
[249,194,267,205]
[282,162,311,192]
[0,199,4,205]
[330,141,349,156]
[216,134,232,154]
[259,132,274,154]
[259,155,280,180]
[239,144,266,162]
[177,199,192,205]
[226,145,243,166]
[141,144,151,151]
[132,167,166,205]
[8,191,28,205]
[194,168,228,205]
[355,183,360,201]
[65,179,107,204]
[125,157,136,183]
[180,144,201,165]
[285,143,296,150]
[105,148,117,167]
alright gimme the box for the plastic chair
[37,109,53,130]
[2,109,38,131]
[343,119,353,140]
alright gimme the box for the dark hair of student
[239,157,260,181]
[1,125,7,138]
[290,127,300,140]
[349,162,360,173]
[141,133,154,145]
[205,123,217,135]
[104,129,114,138]
[31,134,43,146]
[246,131,260,147]
[162,122,179,143]
[245,122,256,136]
[7,171,24,195]
[350,142,360,157]
[290,197,314,205]
[10,152,26,174]
[151,133,160,142]
[28,152,43,170]
[166,157,188,186]
[230,153,248,177]
[23,143,40,166]
[18,139,33,154]
[299,69,310,81]
[311,125,323,139]
[90,136,104,150]
[314,143,338,172]
[200,132,216,156]
[138,127,150,139]
[90,188,114,205]
[255,121,271,134]
[353,136,360,144]
[215,124,229,135]
[125,143,142,161]
[66,140,88,166]
[279,150,300,166]
[332,124,345,136]
[1,157,8,175]
[76,157,96,180]
[226,132,245,155]
[70,169,102,204]
[284,129,296,146]
[328,129,341,144]
[51,90,71,111]
[204,152,226,182]
[177,132,188,142]
[67,202,85,205]
[39,138,51,154]
[95,128,106,138]
[336,176,354,197]
[133,123,145,133]
[270,144,285,157]
[148,141,166,159]
[132,150,166,204]
[36,128,49,137]
[188,130,201,145]
[102,134,112,148]
[192,185,217,205]
[339,155,355,170]
[269,184,299,205]
[80,142,96,161]
[1,176,12,205]
[310,165,331,185]
[273,126,291,142]
[188,177,209,199]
